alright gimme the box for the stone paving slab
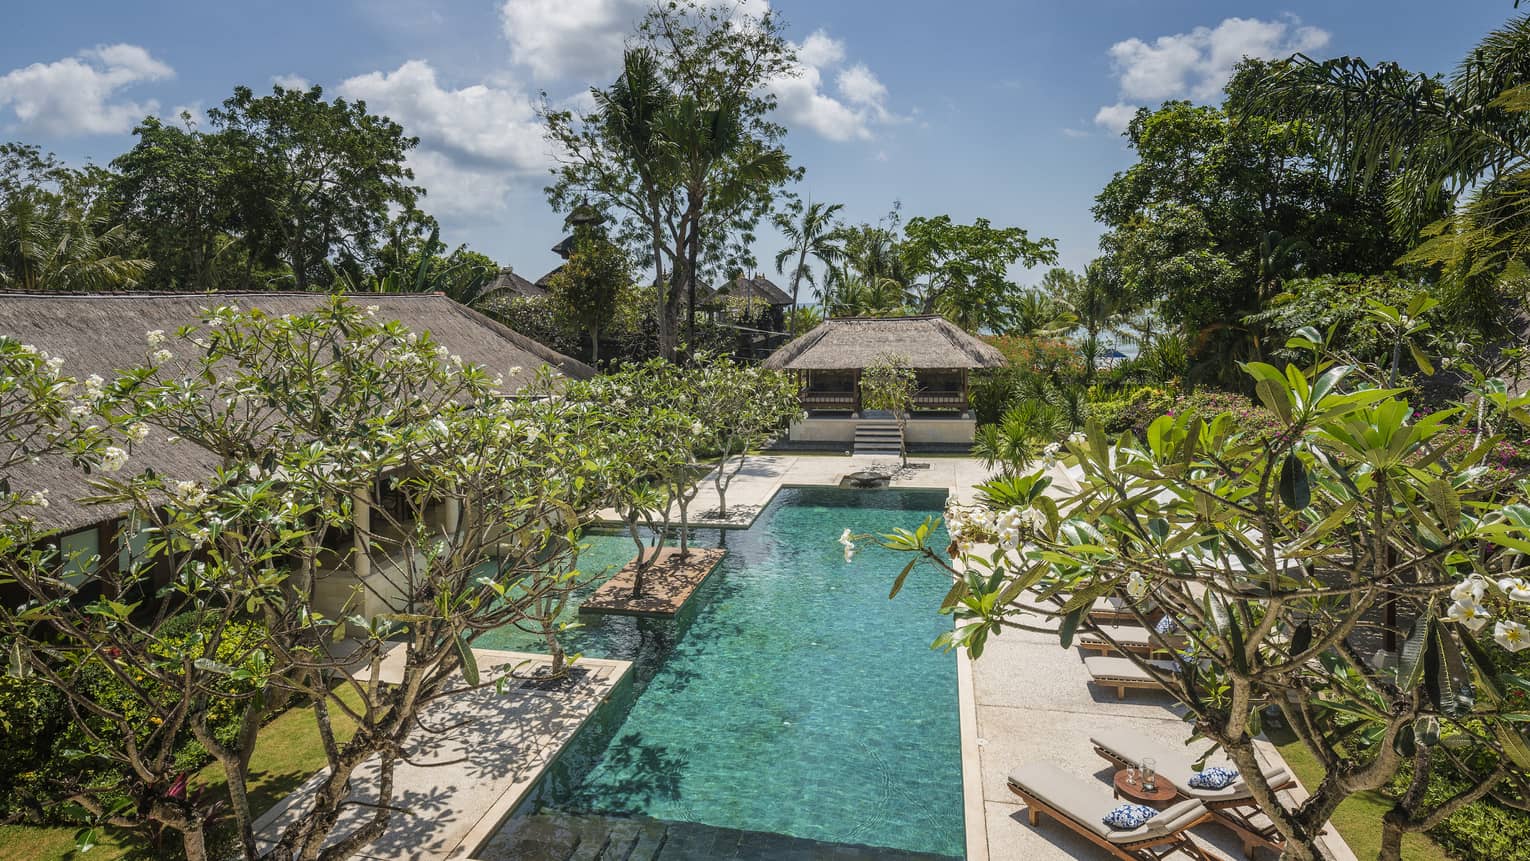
[581,546,727,616]
[251,647,631,861]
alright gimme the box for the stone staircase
[852,418,903,457]
[476,809,956,861]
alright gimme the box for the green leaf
[1408,341,1435,376]
[889,559,918,600]
[456,635,479,687]
[1291,621,1313,657]
[1398,616,1432,692]
[1059,607,1085,649]
[1278,453,1310,511]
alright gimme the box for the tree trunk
[788,247,807,335]
[180,822,209,861]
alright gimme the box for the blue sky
[0,1,1516,286]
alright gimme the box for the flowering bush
[864,354,1530,859]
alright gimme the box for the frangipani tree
[0,299,635,861]
[687,353,800,517]
[864,347,1530,861]
[860,353,917,467]
[565,362,697,598]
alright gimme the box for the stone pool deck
[593,453,991,529]
[251,645,630,861]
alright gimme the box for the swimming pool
[478,486,962,859]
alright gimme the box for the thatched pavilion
[761,315,1005,449]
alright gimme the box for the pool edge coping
[956,642,988,861]
[452,652,637,860]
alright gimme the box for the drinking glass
[1125,766,1138,786]
[1141,758,1157,791]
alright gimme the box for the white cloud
[271,74,311,91]
[797,30,845,69]
[1096,15,1328,129]
[498,0,771,81]
[768,33,899,142]
[338,60,550,217]
[0,44,173,136]
[495,2,898,144]
[499,0,646,81]
[1093,102,1138,135]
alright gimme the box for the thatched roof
[487,267,546,300]
[0,292,594,534]
[761,315,1006,371]
[704,275,792,307]
[535,264,564,289]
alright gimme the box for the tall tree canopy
[544,0,798,360]
[111,85,421,291]
[1247,13,1530,334]
[1093,61,1410,382]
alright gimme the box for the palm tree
[0,196,150,292]
[658,92,790,358]
[1248,16,1530,327]
[594,48,678,355]
[773,199,843,334]
[824,269,910,317]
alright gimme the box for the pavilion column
[962,369,970,418]
[853,368,862,416]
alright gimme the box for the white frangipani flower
[125,424,149,442]
[100,446,128,473]
[146,330,165,347]
[151,349,173,365]
[1451,576,1488,603]
[1126,572,1149,600]
[1445,598,1491,632]
[1496,620,1530,652]
[1499,577,1530,603]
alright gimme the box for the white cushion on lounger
[1007,762,1206,845]
[1090,729,1294,802]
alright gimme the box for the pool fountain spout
[841,469,890,489]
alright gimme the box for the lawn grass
[1272,730,1453,861]
[2,686,363,861]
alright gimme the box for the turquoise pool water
[478,486,963,858]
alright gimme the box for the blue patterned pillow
[1188,766,1239,789]
[1102,803,1158,830]
[1154,615,1178,635]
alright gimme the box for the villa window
[58,527,100,587]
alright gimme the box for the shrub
[0,672,67,818]
[0,614,270,823]
[1170,390,1281,445]
[1086,384,1176,436]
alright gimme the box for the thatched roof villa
[0,291,593,616]
[762,315,1005,450]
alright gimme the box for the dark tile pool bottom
[477,809,961,861]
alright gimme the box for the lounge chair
[1007,761,1214,860]
[1091,730,1295,858]
[1089,595,1163,626]
[1078,624,1186,657]
[1085,656,1182,699]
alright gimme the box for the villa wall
[787,416,976,447]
